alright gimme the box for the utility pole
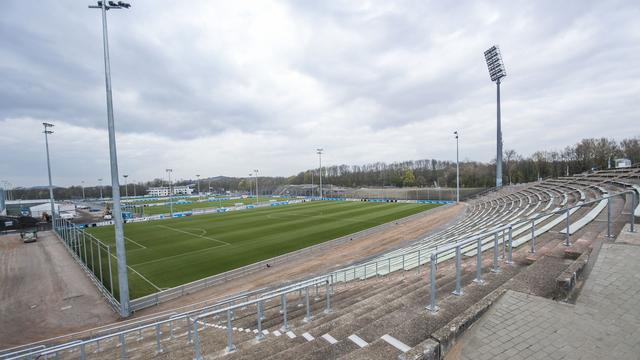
[89,0,132,317]
[317,149,324,199]
[43,123,56,220]
[166,169,173,217]
[254,169,259,204]
[454,131,460,203]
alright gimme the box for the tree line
[8,136,639,200]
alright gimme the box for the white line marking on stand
[348,334,368,348]
[286,331,296,339]
[273,330,282,337]
[302,332,315,341]
[381,334,411,353]
[321,333,338,345]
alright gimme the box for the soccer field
[87,201,440,299]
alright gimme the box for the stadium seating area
[2,167,639,360]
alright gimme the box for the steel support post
[565,209,571,246]
[530,220,536,254]
[304,286,311,323]
[279,294,284,314]
[607,197,612,238]
[426,253,439,313]
[192,319,201,360]
[473,238,484,284]
[119,334,126,360]
[256,301,265,341]
[324,277,332,314]
[226,309,235,353]
[107,246,114,296]
[98,245,103,285]
[452,246,463,296]
[155,324,163,354]
[630,192,637,233]
[417,249,421,274]
[281,292,290,332]
[506,226,514,265]
[491,233,500,273]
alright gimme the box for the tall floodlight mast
[254,169,259,204]
[317,149,324,199]
[454,131,460,203]
[88,0,132,317]
[484,45,507,188]
[42,123,56,220]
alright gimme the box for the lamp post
[254,169,259,204]
[98,178,103,199]
[123,174,128,198]
[89,0,132,317]
[42,122,56,220]
[196,174,200,195]
[317,149,324,199]
[248,173,253,198]
[484,45,507,188]
[166,169,173,217]
[81,180,86,200]
[454,131,460,203]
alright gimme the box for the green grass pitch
[137,197,269,215]
[86,200,440,299]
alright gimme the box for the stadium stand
[1,167,639,360]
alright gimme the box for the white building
[29,202,76,218]
[615,158,632,168]
[146,186,193,197]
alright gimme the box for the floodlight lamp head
[484,45,506,82]
[43,122,54,128]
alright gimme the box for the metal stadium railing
[4,189,636,359]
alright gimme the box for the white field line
[131,243,228,267]
[106,251,162,292]
[124,236,147,249]
[156,225,230,246]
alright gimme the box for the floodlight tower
[89,0,132,317]
[42,122,56,220]
[123,174,128,197]
[254,169,259,204]
[98,178,103,199]
[317,149,324,199]
[196,174,200,195]
[166,169,173,216]
[454,131,460,203]
[81,180,86,200]
[248,173,253,197]
[484,45,507,188]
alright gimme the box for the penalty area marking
[156,225,230,246]
[131,243,229,267]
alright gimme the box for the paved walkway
[456,241,640,360]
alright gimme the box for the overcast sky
[1,0,639,187]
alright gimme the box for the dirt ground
[131,203,466,318]
[0,232,117,349]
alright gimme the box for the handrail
[8,188,636,360]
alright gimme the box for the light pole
[317,149,324,199]
[98,178,103,199]
[89,0,132,318]
[254,169,259,204]
[166,169,173,217]
[484,45,506,188]
[248,173,253,197]
[196,174,200,196]
[132,180,136,197]
[42,123,56,220]
[81,180,86,200]
[454,131,460,203]
[123,174,128,198]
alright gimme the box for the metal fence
[52,217,120,312]
[4,190,636,359]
